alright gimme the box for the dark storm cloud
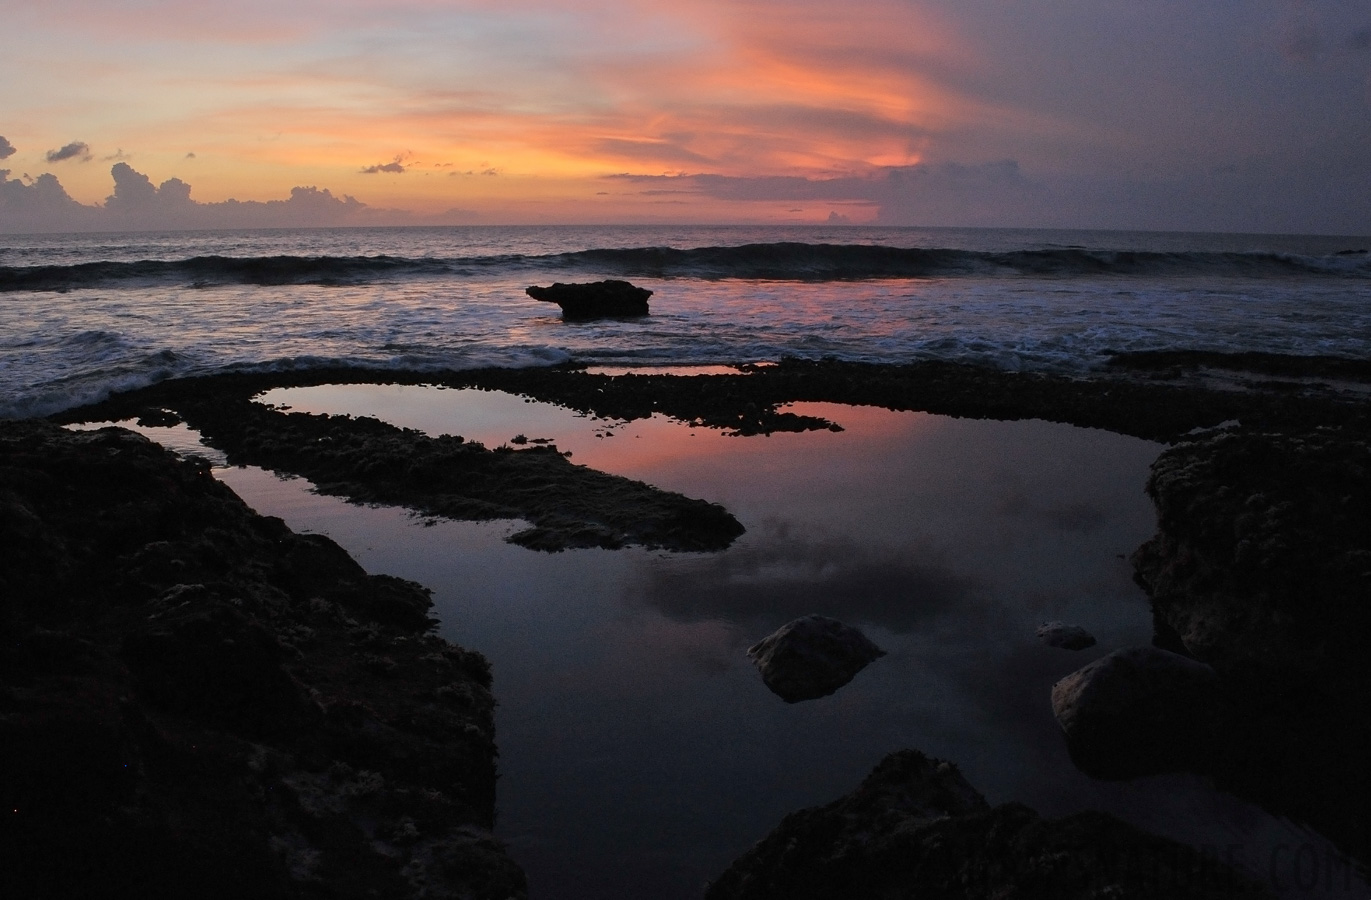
[0,136,15,160]
[631,521,982,634]
[45,141,91,163]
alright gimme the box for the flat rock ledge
[72,385,745,553]
[0,420,526,899]
[747,615,885,702]
[705,749,1269,900]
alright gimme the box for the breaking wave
[3,243,1368,291]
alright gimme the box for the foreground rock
[706,749,1268,899]
[1036,620,1097,650]
[1132,424,1371,861]
[526,279,652,319]
[0,421,525,899]
[746,615,885,702]
[1051,646,1219,779]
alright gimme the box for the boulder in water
[747,615,885,703]
[1036,620,1096,650]
[1051,646,1219,778]
[526,280,651,319]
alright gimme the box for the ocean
[2,224,1369,419]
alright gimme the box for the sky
[1,0,1370,233]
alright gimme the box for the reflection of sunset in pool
[218,383,1338,899]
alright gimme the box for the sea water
[2,224,1369,419]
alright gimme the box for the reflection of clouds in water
[997,493,1110,533]
[630,518,986,635]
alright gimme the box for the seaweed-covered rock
[0,420,525,900]
[526,280,651,319]
[1051,646,1219,779]
[746,615,885,702]
[706,749,1268,900]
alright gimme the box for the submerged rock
[706,749,1269,900]
[746,615,885,702]
[526,279,652,319]
[1036,620,1097,650]
[1051,646,1219,779]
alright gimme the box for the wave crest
[3,243,1367,291]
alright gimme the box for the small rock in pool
[1036,621,1097,651]
[747,615,885,703]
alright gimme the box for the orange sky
[2,0,1369,230]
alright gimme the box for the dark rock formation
[746,615,885,702]
[60,378,743,553]
[526,280,652,319]
[0,420,526,899]
[1036,620,1096,650]
[1132,424,1371,863]
[1133,427,1371,676]
[1051,646,1219,779]
[706,749,1269,900]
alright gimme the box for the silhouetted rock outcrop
[526,279,651,319]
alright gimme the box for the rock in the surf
[1051,646,1219,778]
[747,615,885,703]
[1036,620,1096,650]
[526,280,652,319]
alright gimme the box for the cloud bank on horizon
[1,0,1369,233]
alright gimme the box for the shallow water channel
[84,382,1365,898]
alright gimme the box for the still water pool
[85,383,1359,898]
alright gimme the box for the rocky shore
[1133,423,1371,863]
[11,350,1371,896]
[1,421,525,899]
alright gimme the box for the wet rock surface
[0,420,525,899]
[1051,646,1220,779]
[526,279,652,319]
[746,615,885,702]
[705,749,1269,900]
